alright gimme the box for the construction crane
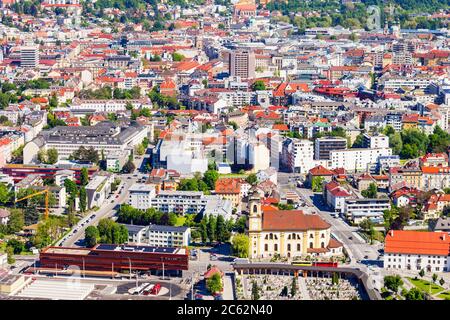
[15,189,50,219]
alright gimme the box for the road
[277,173,381,263]
[57,154,148,248]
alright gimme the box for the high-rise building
[229,49,255,79]
[20,46,39,69]
[314,137,347,161]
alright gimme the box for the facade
[330,148,392,172]
[248,190,343,259]
[20,46,39,68]
[39,244,189,274]
[229,50,256,79]
[344,198,391,223]
[314,137,347,161]
[282,138,314,173]
[384,230,450,273]
[125,224,191,248]
[362,133,389,149]
[85,173,113,209]
[128,183,157,210]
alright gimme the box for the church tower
[248,189,262,232]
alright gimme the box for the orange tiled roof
[215,178,241,194]
[385,230,450,256]
[262,210,331,231]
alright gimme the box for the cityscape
[0,0,449,304]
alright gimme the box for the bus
[291,261,338,267]
[291,260,313,266]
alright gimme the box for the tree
[216,215,227,242]
[419,269,425,278]
[203,170,219,190]
[47,148,58,164]
[136,143,145,156]
[432,273,438,284]
[234,215,247,233]
[200,216,208,243]
[79,187,87,213]
[85,226,99,247]
[352,134,365,148]
[207,215,216,242]
[206,272,223,294]
[439,278,445,286]
[172,52,185,61]
[0,183,11,204]
[311,176,324,192]
[80,167,89,186]
[361,183,378,198]
[251,281,260,300]
[252,80,266,91]
[246,173,258,186]
[383,275,403,293]
[6,246,15,265]
[122,160,136,174]
[24,206,39,226]
[231,234,249,258]
[290,277,297,296]
[7,238,24,254]
[7,209,24,233]
[404,288,424,300]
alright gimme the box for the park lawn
[407,277,444,295]
[437,291,450,300]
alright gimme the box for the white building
[344,198,391,223]
[384,230,450,273]
[363,133,389,149]
[21,46,39,68]
[281,138,314,174]
[128,183,157,210]
[85,173,113,209]
[330,148,392,172]
[125,224,191,248]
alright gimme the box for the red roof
[215,178,241,194]
[262,210,330,231]
[309,165,334,176]
[385,230,450,256]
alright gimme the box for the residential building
[314,137,347,161]
[128,183,157,210]
[125,224,191,248]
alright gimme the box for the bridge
[232,263,382,301]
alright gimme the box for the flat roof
[45,247,91,255]
[95,244,186,255]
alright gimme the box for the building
[344,198,391,223]
[330,148,392,172]
[362,133,389,149]
[125,224,190,248]
[384,230,450,272]
[128,183,157,210]
[214,178,243,209]
[0,208,10,225]
[20,46,39,68]
[281,138,314,173]
[85,173,113,209]
[23,122,147,164]
[314,137,347,161]
[229,50,255,79]
[248,190,343,259]
[323,181,352,214]
[39,244,189,275]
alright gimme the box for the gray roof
[434,217,450,231]
[147,224,189,233]
[123,224,147,234]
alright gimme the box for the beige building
[248,191,343,260]
[229,50,255,79]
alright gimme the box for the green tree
[0,183,12,204]
[291,277,297,296]
[251,281,260,300]
[79,187,87,213]
[200,215,208,243]
[206,272,223,294]
[207,215,216,242]
[361,183,378,198]
[6,246,15,264]
[404,288,424,300]
[311,176,325,192]
[203,170,219,190]
[7,238,24,254]
[432,273,438,284]
[352,134,365,148]
[47,148,59,164]
[231,234,249,258]
[216,215,227,242]
[419,269,425,278]
[252,80,266,91]
[7,209,24,233]
[172,52,185,61]
[84,226,99,248]
[80,167,89,186]
[383,275,403,293]
[136,143,145,156]
[246,173,258,186]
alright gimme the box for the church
[248,190,343,260]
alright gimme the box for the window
[274,244,278,251]
[309,242,313,249]
[321,242,325,248]
[321,234,325,238]
[309,234,313,239]
[264,244,268,251]
[287,244,291,251]
[297,244,300,251]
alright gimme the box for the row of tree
[84,218,129,247]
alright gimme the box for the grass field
[438,291,450,300]
[219,173,248,178]
[407,277,444,295]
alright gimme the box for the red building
[1,164,98,184]
[39,244,189,275]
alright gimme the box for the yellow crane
[15,189,50,219]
